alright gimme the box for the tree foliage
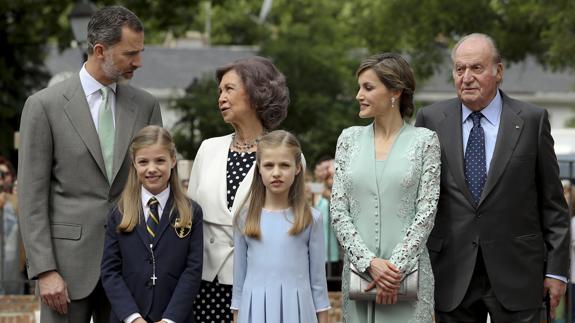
[0,0,211,164]
[355,0,575,80]
[0,0,72,162]
[259,0,365,164]
[171,0,367,164]
[170,76,232,159]
[170,0,575,165]
[4,0,575,167]
[101,0,220,43]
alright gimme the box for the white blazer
[187,134,255,285]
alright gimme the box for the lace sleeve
[330,128,376,272]
[389,131,441,273]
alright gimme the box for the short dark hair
[216,56,290,130]
[0,156,15,177]
[356,53,416,119]
[87,6,143,55]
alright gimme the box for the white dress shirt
[461,90,502,174]
[141,185,171,222]
[79,64,117,130]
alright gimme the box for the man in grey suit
[416,33,569,322]
[18,6,162,322]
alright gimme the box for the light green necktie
[98,87,115,182]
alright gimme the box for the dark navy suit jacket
[101,196,203,322]
[416,91,569,311]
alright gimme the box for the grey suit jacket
[18,74,162,299]
[415,90,569,311]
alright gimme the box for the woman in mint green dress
[331,53,441,323]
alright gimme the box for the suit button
[229,241,234,247]
[210,237,215,244]
[472,241,478,247]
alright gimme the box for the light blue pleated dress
[231,208,331,322]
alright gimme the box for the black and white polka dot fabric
[194,150,256,323]
[225,150,256,210]
[464,112,487,205]
[194,279,233,322]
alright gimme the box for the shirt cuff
[124,313,141,323]
[546,274,568,283]
[316,306,331,313]
[230,298,240,310]
[163,319,176,323]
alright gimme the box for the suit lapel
[438,101,476,206]
[214,136,233,215]
[136,211,151,248]
[154,196,174,243]
[479,93,523,204]
[62,75,108,179]
[230,164,256,216]
[112,85,137,184]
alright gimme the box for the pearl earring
[391,97,396,108]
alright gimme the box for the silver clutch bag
[348,263,418,301]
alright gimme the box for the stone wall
[0,293,343,323]
[0,296,39,323]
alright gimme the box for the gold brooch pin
[174,218,192,238]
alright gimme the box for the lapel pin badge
[515,125,520,129]
[174,218,192,238]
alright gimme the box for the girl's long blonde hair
[235,130,311,239]
[117,126,192,232]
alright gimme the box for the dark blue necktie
[464,112,487,205]
[147,197,160,239]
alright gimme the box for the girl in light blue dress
[231,130,331,323]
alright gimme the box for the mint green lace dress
[315,196,340,263]
[330,123,440,323]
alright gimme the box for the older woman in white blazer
[187,56,290,323]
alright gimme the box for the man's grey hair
[87,6,143,55]
[451,33,502,65]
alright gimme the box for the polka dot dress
[194,279,233,322]
[194,150,256,323]
[226,150,256,210]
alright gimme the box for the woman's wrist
[368,257,378,272]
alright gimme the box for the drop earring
[391,97,396,108]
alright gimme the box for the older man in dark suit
[18,6,162,323]
[416,33,569,322]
